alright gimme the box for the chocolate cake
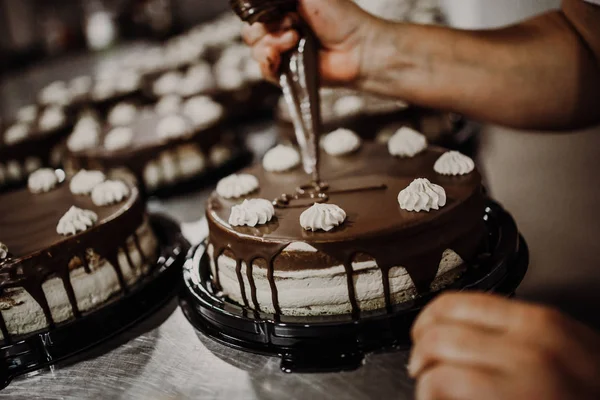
[276,88,457,145]
[0,104,72,190]
[63,98,239,192]
[0,169,158,341]
[206,136,485,316]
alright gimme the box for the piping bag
[230,0,323,184]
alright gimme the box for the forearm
[359,4,600,131]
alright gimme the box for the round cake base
[0,214,190,389]
[180,200,529,373]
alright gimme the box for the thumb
[298,0,370,46]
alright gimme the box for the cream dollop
[69,75,93,98]
[38,106,66,132]
[229,199,275,227]
[300,203,347,232]
[321,128,362,156]
[398,178,447,212]
[17,105,38,124]
[0,242,7,260]
[116,70,141,93]
[56,206,98,236]
[108,103,138,126]
[28,168,59,193]
[4,124,29,145]
[388,127,427,158]
[178,63,215,96]
[156,95,183,115]
[39,81,70,105]
[333,95,364,117]
[157,115,192,140]
[182,96,224,128]
[216,174,259,199]
[67,126,100,152]
[154,71,183,96]
[262,145,300,172]
[104,127,134,151]
[91,180,130,206]
[434,151,475,176]
[70,169,106,195]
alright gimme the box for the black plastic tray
[0,213,190,388]
[180,200,529,373]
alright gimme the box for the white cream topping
[244,59,263,81]
[28,168,59,193]
[104,127,134,151]
[0,242,7,260]
[157,115,192,140]
[69,76,93,98]
[154,71,183,96]
[4,124,29,145]
[116,70,141,92]
[67,124,100,152]
[300,203,347,232]
[388,126,428,158]
[16,105,38,124]
[333,95,365,117]
[262,145,300,172]
[434,151,475,176]
[91,180,130,206]
[229,199,275,227]
[182,96,224,128]
[178,63,215,96]
[216,174,259,199]
[321,128,362,156]
[38,106,66,132]
[56,206,98,236]
[91,79,115,100]
[39,81,70,105]
[70,170,106,195]
[107,103,138,126]
[398,178,447,212]
[215,68,244,91]
[156,95,183,115]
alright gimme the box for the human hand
[409,292,600,400]
[241,0,384,86]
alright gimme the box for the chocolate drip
[235,259,249,307]
[107,251,129,294]
[0,311,10,343]
[342,261,359,316]
[380,266,392,311]
[79,252,92,274]
[213,248,225,290]
[245,260,259,310]
[133,233,148,266]
[58,267,81,318]
[23,279,55,328]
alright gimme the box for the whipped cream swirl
[300,203,347,232]
[398,178,447,212]
[104,127,134,151]
[57,206,98,236]
[157,115,192,140]
[91,180,130,206]
[321,128,362,156]
[38,106,66,132]
[333,95,364,118]
[216,174,259,199]
[17,105,38,124]
[388,127,427,158]
[229,198,275,227]
[108,103,138,126]
[434,151,475,176]
[262,145,300,172]
[156,95,183,115]
[28,168,59,193]
[70,170,106,195]
[0,242,7,261]
[182,96,224,129]
[4,124,29,145]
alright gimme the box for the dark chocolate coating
[207,143,486,316]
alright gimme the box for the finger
[415,364,504,400]
[409,322,519,378]
[253,45,280,83]
[242,22,268,46]
[412,292,540,339]
[300,0,369,46]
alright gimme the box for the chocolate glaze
[207,143,486,316]
[0,173,149,342]
[65,109,234,191]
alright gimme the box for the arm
[361,0,600,131]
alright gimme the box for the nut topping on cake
[321,128,362,156]
[434,151,475,176]
[388,127,427,158]
[300,203,347,232]
[70,170,106,195]
[229,199,275,227]
[28,168,59,193]
[398,178,446,212]
[57,206,98,236]
[262,145,300,172]
[91,180,130,206]
[217,174,259,199]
